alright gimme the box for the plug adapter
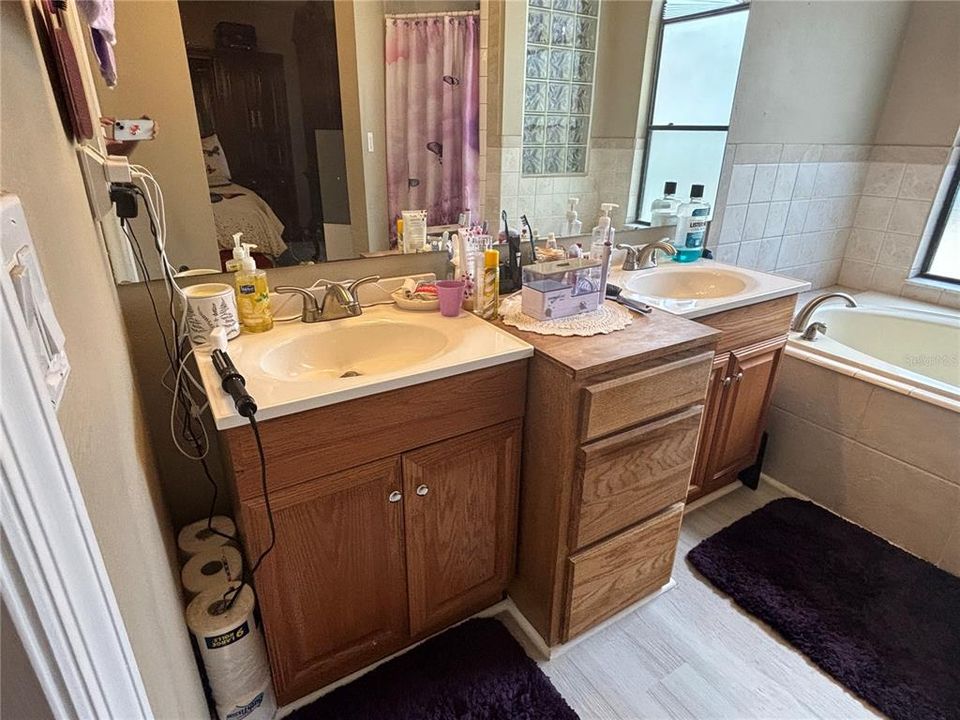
[109,184,139,219]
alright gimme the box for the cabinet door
[688,353,732,500]
[708,337,785,488]
[239,458,408,704]
[402,421,521,638]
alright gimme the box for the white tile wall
[710,142,959,304]
[491,137,639,237]
[838,145,960,307]
[708,143,865,287]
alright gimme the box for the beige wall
[94,0,219,275]
[728,0,910,145]
[2,602,54,720]
[874,1,960,147]
[0,2,208,716]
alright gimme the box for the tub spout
[791,292,858,332]
[800,321,827,341]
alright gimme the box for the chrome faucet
[616,240,677,271]
[800,321,827,341]
[790,291,857,332]
[636,241,677,270]
[275,275,380,323]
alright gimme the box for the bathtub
[788,301,960,406]
[764,292,960,577]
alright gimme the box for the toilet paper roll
[178,516,236,559]
[218,679,277,720]
[181,546,244,601]
[186,584,273,719]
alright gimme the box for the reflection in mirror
[90,0,483,281]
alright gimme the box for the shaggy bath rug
[688,498,960,720]
[287,617,579,719]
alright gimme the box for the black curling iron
[211,349,257,418]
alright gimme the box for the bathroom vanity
[500,309,719,646]
[502,260,806,646]
[200,309,533,704]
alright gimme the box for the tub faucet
[800,321,827,341]
[791,292,858,332]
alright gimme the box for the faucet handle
[347,275,381,302]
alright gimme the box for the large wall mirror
[87,0,684,285]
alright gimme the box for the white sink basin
[260,321,449,381]
[196,304,533,429]
[624,266,752,300]
[607,260,809,318]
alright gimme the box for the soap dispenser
[561,198,582,237]
[590,203,618,263]
[225,232,246,272]
[234,243,273,333]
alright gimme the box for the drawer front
[572,406,702,549]
[564,503,683,641]
[580,351,713,442]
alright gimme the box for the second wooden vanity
[501,309,720,646]
[220,362,527,704]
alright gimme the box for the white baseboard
[501,580,678,661]
[684,481,743,512]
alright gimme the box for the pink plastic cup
[436,280,465,317]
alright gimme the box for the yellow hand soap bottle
[234,238,273,333]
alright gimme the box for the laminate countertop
[497,302,720,379]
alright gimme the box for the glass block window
[522,0,601,176]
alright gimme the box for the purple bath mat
[287,618,578,720]
[688,498,960,720]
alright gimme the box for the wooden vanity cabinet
[499,309,719,646]
[224,363,526,704]
[686,296,794,502]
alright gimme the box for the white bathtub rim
[785,341,960,413]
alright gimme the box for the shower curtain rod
[384,9,480,19]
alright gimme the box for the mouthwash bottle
[650,181,680,227]
[672,184,710,263]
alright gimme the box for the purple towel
[77,0,117,87]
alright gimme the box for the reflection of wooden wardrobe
[188,48,299,239]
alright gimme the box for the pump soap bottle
[234,243,273,333]
[590,203,618,264]
[672,184,710,263]
[561,198,582,237]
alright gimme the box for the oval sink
[624,267,752,300]
[260,320,449,381]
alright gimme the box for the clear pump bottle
[561,198,582,237]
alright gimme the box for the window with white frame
[521,0,601,176]
[636,0,749,223]
[919,163,960,284]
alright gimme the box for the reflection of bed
[210,182,287,258]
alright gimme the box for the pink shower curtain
[385,14,480,246]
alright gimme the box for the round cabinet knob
[388,490,402,503]
[735,371,744,383]
[415,484,429,497]
[722,376,732,388]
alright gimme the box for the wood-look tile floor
[531,483,883,719]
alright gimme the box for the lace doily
[499,294,633,336]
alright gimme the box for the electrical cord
[125,177,277,611]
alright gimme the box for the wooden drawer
[579,351,713,442]
[563,503,683,641]
[571,406,702,550]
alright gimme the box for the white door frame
[1,267,152,717]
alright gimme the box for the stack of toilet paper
[186,584,275,720]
